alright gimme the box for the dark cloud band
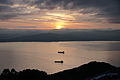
[0,0,120,23]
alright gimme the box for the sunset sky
[0,0,120,29]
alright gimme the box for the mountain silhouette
[0,61,120,80]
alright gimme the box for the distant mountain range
[0,29,120,42]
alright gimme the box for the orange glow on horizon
[56,25,64,29]
[55,21,66,29]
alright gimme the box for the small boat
[54,60,64,63]
[58,51,64,54]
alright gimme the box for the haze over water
[0,41,120,74]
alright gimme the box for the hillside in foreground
[0,61,120,80]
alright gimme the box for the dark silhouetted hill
[0,69,47,80]
[48,61,117,80]
[0,61,120,80]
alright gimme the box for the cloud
[0,0,12,4]
[0,26,44,29]
[35,0,120,23]
[33,0,120,23]
[0,0,39,20]
[0,0,120,23]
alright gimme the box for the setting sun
[55,22,65,29]
[56,25,64,29]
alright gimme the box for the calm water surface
[0,41,120,74]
